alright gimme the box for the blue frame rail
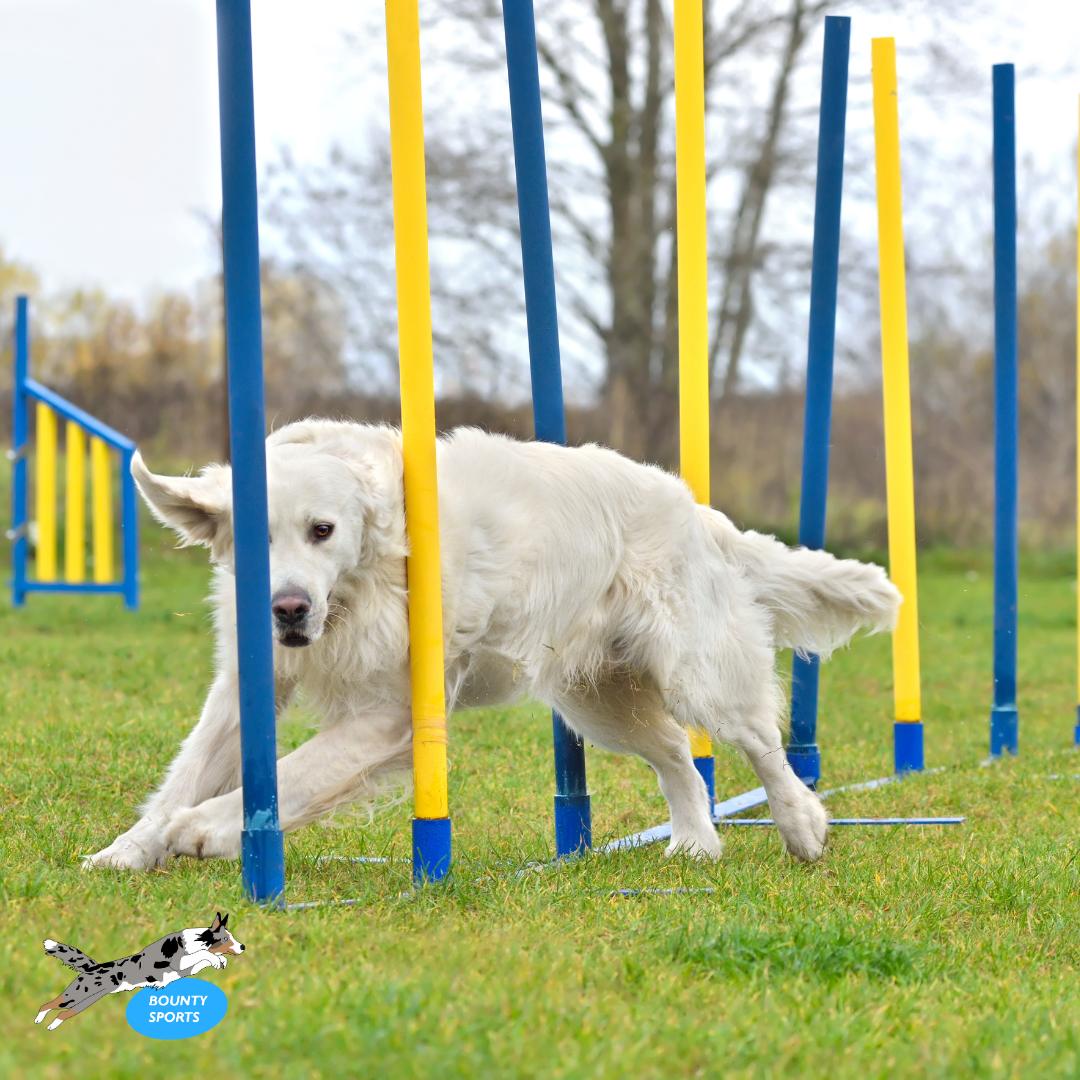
[8,295,139,611]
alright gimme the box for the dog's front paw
[165,805,241,862]
[778,794,829,862]
[84,827,168,871]
[665,826,724,860]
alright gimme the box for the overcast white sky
[0,0,1077,304]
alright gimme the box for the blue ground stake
[10,297,29,608]
[502,0,591,857]
[788,16,850,788]
[991,64,1019,758]
[215,0,285,904]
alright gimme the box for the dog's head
[196,912,245,956]
[133,420,405,647]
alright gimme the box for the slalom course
[168,4,1080,904]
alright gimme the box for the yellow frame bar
[386,0,449,821]
[35,403,58,581]
[91,436,114,584]
[674,0,713,761]
[65,422,87,583]
[872,38,921,723]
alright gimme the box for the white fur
[85,422,900,871]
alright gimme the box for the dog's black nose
[239,943,245,952]
[272,589,311,626]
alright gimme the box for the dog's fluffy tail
[44,939,97,973]
[699,506,900,658]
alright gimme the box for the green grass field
[1,532,1077,1078]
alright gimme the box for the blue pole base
[241,826,285,907]
[1074,705,1080,747]
[692,756,716,805]
[553,794,592,858]
[893,721,924,774]
[989,705,1019,757]
[412,817,452,884]
[786,744,820,789]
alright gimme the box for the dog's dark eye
[311,522,334,542]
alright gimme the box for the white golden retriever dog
[86,420,899,871]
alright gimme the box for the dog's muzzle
[272,587,313,647]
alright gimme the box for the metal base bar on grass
[284,770,959,908]
[718,817,963,826]
[601,767,952,855]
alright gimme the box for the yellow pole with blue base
[871,38,923,772]
[35,403,57,582]
[674,0,715,802]
[386,0,451,882]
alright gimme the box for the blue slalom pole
[990,64,1019,757]
[215,0,285,904]
[10,296,29,608]
[788,16,850,788]
[502,0,591,857]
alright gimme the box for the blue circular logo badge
[125,978,228,1040]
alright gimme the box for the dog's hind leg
[554,675,722,859]
[162,711,413,860]
[725,699,829,863]
[44,987,113,1030]
[35,994,65,1025]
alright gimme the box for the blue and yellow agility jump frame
[9,295,139,612]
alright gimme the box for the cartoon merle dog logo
[36,912,243,1031]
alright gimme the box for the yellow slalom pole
[871,38,923,771]
[35,403,58,581]
[91,437,114,583]
[65,422,86,583]
[386,0,450,879]
[673,0,714,776]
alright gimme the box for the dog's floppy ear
[132,452,230,548]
